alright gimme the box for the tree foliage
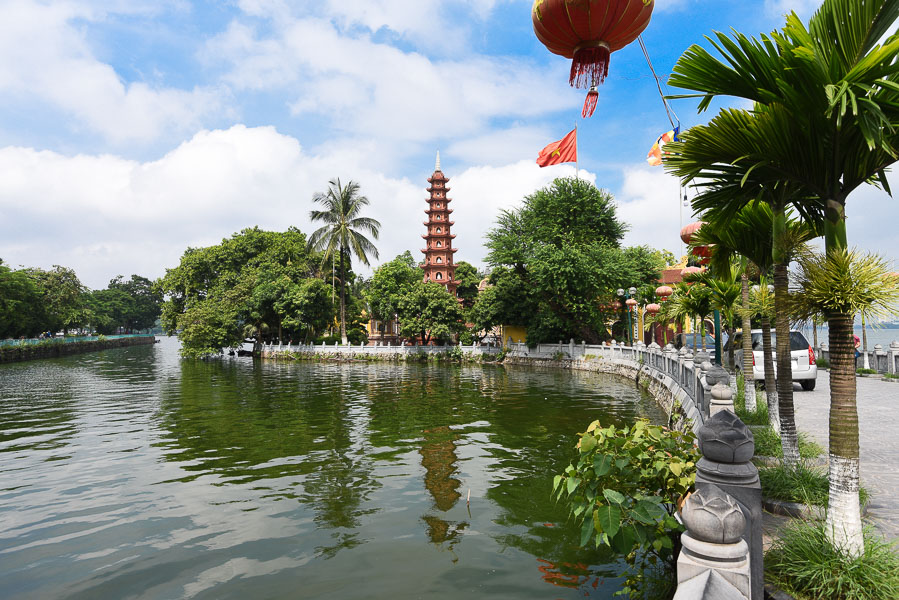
[396,281,465,345]
[553,419,700,598]
[308,178,381,345]
[453,261,481,309]
[484,177,663,344]
[366,251,419,323]
[159,227,332,356]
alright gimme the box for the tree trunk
[861,314,869,370]
[339,249,348,345]
[812,317,818,350]
[826,312,864,557]
[700,318,706,351]
[741,274,756,411]
[774,262,799,467]
[726,326,735,372]
[761,316,779,433]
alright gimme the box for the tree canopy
[482,177,664,344]
[159,227,333,356]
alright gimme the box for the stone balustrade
[817,340,899,374]
[261,339,503,359]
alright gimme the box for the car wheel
[800,379,816,391]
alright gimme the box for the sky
[0,0,896,290]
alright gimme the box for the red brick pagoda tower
[421,152,458,296]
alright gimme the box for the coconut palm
[666,0,899,554]
[687,204,777,427]
[308,179,381,345]
[685,266,742,371]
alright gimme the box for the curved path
[790,373,899,541]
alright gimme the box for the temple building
[420,152,458,296]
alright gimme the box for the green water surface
[0,336,666,599]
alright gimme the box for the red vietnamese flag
[536,128,577,167]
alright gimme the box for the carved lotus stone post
[674,484,751,600]
[695,411,762,600]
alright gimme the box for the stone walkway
[783,372,899,541]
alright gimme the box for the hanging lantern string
[638,35,679,130]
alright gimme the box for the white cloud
[204,13,575,147]
[0,0,224,145]
[616,166,686,259]
[0,126,584,288]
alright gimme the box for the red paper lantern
[625,298,638,307]
[655,285,673,300]
[612,300,623,310]
[681,266,702,277]
[532,0,655,117]
[645,303,661,314]
[680,221,704,245]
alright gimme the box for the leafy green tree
[453,261,481,309]
[308,178,381,345]
[159,227,317,356]
[485,177,660,344]
[26,265,91,334]
[397,281,465,345]
[277,278,334,343]
[667,0,899,555]
[0,259,46,338]
[366,251,419,326]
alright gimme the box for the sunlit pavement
[787,372,899,541]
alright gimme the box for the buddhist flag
[536,128,577,167]
[646,127,679,166]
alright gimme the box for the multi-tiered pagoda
[420,152,458,296]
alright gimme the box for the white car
[729,329,818,391]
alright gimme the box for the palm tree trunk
[774,262,799,467]
[741,274,756,411]
[761,316,779,433]
[826,312,864,557]
[339,249,348,345]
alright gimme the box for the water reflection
[0,338,668,599]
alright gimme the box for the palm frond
[792,247,899,321]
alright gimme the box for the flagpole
[574,122,579,180]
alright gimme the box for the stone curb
[764,582,797,600]
[762,497,868,519]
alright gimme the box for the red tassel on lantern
[570,43,610,88]
[582,86,599,118]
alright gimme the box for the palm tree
[308,179,381,345]
[666,0,899,555]
[686,267,742,371]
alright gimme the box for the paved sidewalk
[790,372,899,541]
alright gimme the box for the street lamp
[617,287,637,345]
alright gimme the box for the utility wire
[638,35,679,130]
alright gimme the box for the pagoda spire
[435,150,441,172]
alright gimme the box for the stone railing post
[674,484,751,600]
[705,366,731,418]
[569,338,575,358]
[890,341,899,375]
[873,344,885,373]
[695,411,762,600]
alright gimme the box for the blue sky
[0,0,895,289]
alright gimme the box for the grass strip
[766,520,899,600]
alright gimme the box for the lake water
[0,337,667,599]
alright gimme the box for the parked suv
[728,329,818,390]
